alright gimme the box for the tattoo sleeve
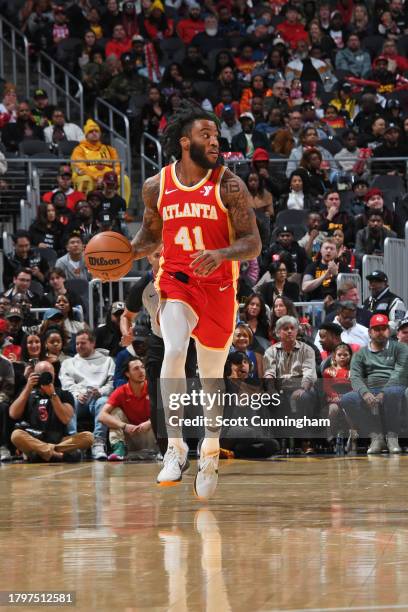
[131,174,163,260]
[219,169,262,261]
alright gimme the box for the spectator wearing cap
[219,106,242,146]
[340,314,408,454]
[42,164,86,212]
[335,33,371,78]
[316,321,347,374]
[385,99,403,128]
[276,5,308,50]
[372,123,408,175]
[140,0,174,41]
[1,101,44,153]
[231,113,271,158]
[5,306,26,349]
[0,352,14,461]
[105,23,132,60]
[96,302,125,358]
[363,271,406,331]
[3,231,49,291]
[263,226,309,283]
[286,126,337,178]
[355,210,397,268]
[43,108,85,147]
[55,234,90,282]
[71,119,130,204]
[302,237,349,302]
[354,188,394,233]
[397,319,408,344]
[31,89,52,128]
[176,3,205,44]
[99,171,127,227]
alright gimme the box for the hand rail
[140,132,163,184]
[0,15,30,99]
[88,276,142,328]
[94,97,131,181]
[37,52,84,126]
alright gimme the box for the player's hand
[189,250,224,277]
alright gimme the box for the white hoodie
[60,348,115,399]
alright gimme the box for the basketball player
[132,102,261,499]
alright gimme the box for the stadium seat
[370,175,405,209]
[319,137,342,156]
[38,247,58,268]
[58,140,79,157]
[18,140,50,156]
[30,279,44,299]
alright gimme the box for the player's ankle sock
[168,438,187,453]
[201,437,220,456]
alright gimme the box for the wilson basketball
[84,231,133,281]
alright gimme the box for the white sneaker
[194,451,219,500]
[367,433,386,455]
[386,433,402,454]
[0,446,11,462]
[92,439,107,461]
[157,443,189,485]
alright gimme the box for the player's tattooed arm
[189,169,261,277]
[219,169,261,261]
[131,174,163,260]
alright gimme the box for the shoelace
[164,446,183,466]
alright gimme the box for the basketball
[84,231,133,281]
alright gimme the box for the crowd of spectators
[2,0,408,461]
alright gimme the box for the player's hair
[163,100,219,160]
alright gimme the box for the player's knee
[164,346,187,368]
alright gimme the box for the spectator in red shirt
[176,3,205,45]
[276,5,308,50]
[99,357,157,461]
[42,164,86,212]
[105,24,132,60]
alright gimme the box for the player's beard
[189,141,223,169]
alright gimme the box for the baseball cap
[103,171,118,185]
[385,122,401,132]
[252,148,269,162]
[397,318,408,331]
[34,88,48,100]
[111,301,125,315]
[6,307,23,320]
[364,187,383,202]
[239,112,255,122]
[387,99,401,109]
[221,104,235,117]
[370,314,389,328]
[277,225,294,235]
[366,270,388,282]
[43,308,63,321]
[340,82,352,91]
[0,319,9,333]
[132,34,144,42]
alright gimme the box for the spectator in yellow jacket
[71,119,130,204]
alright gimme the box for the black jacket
[259,280,300,306]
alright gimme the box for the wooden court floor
[2,456,408,612]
